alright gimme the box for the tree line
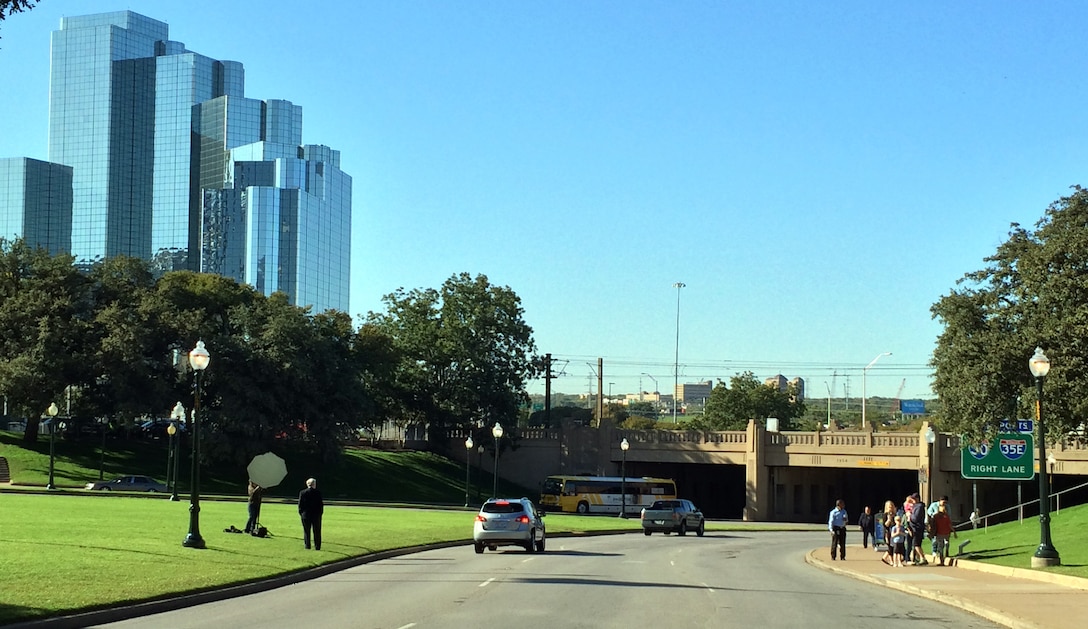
[0,239,539,465]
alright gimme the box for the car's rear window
[483,502,526,514]
[650,500,680,510]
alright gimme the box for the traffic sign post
[961,421,1035,480]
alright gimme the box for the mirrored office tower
[45,11,350,312]
[195,96,351,313]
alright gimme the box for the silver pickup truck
[640,499,705,536]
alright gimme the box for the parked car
[85,475,167,492]
[640,499,705,536]
[473,497,546,554]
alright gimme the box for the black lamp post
[619,437,630,518]
[491,422,503,498]
[476,444,484,502]
[97,417,108,480]
[183,341,210,549]
[1029,347,1060,567]
[169,402,184,502]
[45,402,58,490]
[464,435,473,507]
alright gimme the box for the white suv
[473,497,546,554]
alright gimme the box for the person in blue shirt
[828,499,849,560]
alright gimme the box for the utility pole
[543,353,552,428]
[597,357,604,426]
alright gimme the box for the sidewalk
[806,543,1088,629]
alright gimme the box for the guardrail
[955,479,1088,531]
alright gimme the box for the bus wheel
[576,501,589,514]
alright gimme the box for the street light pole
[1029,347,1060,567]
[619,437,630,518]
[861,352,891,430]
[464,435,473,508]
[491,423,504,498]
[46,403,59,490]
[673,282,685,423]
[98,417,108,480]
[183,341,211,549]
[170,402,184,502]
[924,425,936,504]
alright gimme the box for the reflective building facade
[24,10,352,312]
[0,158,73,255]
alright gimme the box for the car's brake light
[516,515,530,524]
[494,500,510,505]
[475,515,486,522]
[671,513,680,521]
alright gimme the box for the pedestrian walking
[244,479,263,534]
[931,504,957,565]
[298,477,324,550]
[858,505,875,549]
[882,500,896,549]
[926,495,949,558]
[828,499,848,560]
[908,492,928,565]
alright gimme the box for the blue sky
[2,1,1085,400]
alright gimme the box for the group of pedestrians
[829,494,957,566]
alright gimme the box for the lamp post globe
[619,438,630,518]
[491,423,503,498]
[183,341,210,549]
[46,403,59,490]
[1028,347,1060,567]
[464,436,474,508]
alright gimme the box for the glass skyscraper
[0,158,72,256]
[11,10,353,313]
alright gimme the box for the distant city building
[765,374,805,401]
[675,380,714,404]
[0,11,351,312]
[0,158,72,256]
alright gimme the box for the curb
[805,550,1045,629]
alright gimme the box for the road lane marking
[479,578,495,588]
[522,557,536,563]
[396,625,416,629]
[702,582,714,593]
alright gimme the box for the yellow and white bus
[539,475,677,515]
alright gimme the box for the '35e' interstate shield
[999,438,1027,460]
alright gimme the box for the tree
[366,273,540,440]
[694,371,805,431]
[0,0,39,43]
[0,239,91,441]
[932,186,1088,444]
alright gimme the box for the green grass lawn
[0,493,648,624]
[955,503,1088,578]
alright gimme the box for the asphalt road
[94,531,1002,629]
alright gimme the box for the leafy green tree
[366,273,539,439]
[932,186,1088,444]
[0,239,91,441]
[694,371,805,431]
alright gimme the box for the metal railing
[955,479,1088,531]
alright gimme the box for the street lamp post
[46,403,59,489]
[183,341,211,549]
[491,422,504,498]
[619,437,630,518]
[464,435,474,508]
[1029,347,1060,567]
[924,425,937,503]
[169,402,184,502]
[673,282,685,423]
[861,352,892,430]
[97,417,108,480]
[477,444,484,502]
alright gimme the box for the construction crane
[893,378,906,424]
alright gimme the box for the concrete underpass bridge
[447,420,1088,523]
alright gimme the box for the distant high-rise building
[0,10,351,312]
[0,158,72,255]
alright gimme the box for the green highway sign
[961,432,1035,480]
